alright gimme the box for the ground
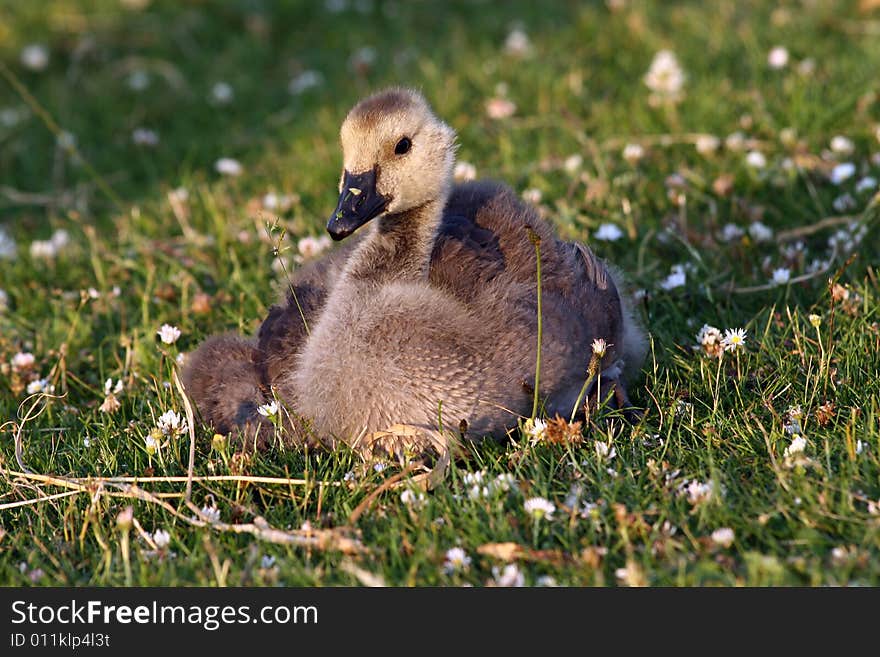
[1,0,879,586]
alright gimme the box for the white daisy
[503,28,532,58]
[26,378,54,395]
[797,58,816,75]
[200,505,221,522]
[270,257,290,275]
[615,561,646,587]
[594,223,624,242]
[492,473,517,492]
[157,409,187,437]
[132,127,159,146]
[748,222,773,242]
[492,563,525,587]
[767,46,789,69]
[779,127,798,146]
[30,240,58,259]
[594,440,616,460]
[829,162,856,185]
[145,434,161,454]
[721,327,747,352]
[695,134,720,155]
[214,157,243,176]
[697,324,723,346]
[127,70,150,91]
[784,405,803,435]
[725,131,746,151]
[659,264,686,290]
[643,50,685,98]
[522,418,547,443]
[485,97,516,120]
[745,150,767,169]
[348,46,377,72]
[151,529,171,549]
[51,229,70,250]
[262,192,296,213]
[684,480,713,505]
[770,267,791,285]
[297,235,332,259]
[0,106,27,128]
[20,44,49,71]
[168,187,189,204]
[784,435,807,457]
[711,527,735,547]
[855,176,878,193]
[210,81,234,105]
[563,154,583,173]
[56,131,76,150]
[157,324,181,344]
[829,135,854,156]
[11,352,35,371]
[443,547,471,574]
[524,496,555,520]
[288,70,323,95]
[622,143,645,164]
[257,400,279,417]
[832,193,857,213]
[719,223,745,242]
[522,188,542,204]
[0,227,17,259]
[400,489,426,507]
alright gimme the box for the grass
[1,0,880,586]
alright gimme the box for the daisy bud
[116,506,133,530]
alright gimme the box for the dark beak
[326,167,389,241]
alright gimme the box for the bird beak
[326,167,389,241]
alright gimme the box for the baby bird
[269,87,647,457]
[183,87,646,457]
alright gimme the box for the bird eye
[394,137,412,155]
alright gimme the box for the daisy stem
[120,527,132,586]
[733,353,746,408]
[814,325,826,382]
[528,228,543,420]
[570,371,597,423]
[712,353,723,415]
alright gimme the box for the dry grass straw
[1,372,368,555]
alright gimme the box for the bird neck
[343,197,444,284]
